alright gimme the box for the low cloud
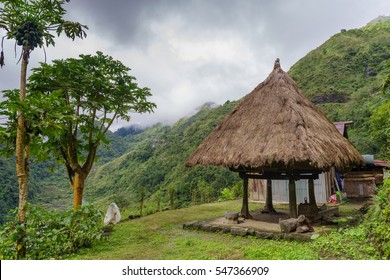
[1,0,389,129]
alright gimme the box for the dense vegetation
[364,177,390,258]
[0,204,104,259]
[0,158,19,225]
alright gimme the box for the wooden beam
[289,179,298,218]
[263,179,276,214]
[232,167,323,174]
[240,172,319,180]
[308,178,317,206]
[240,176,252,219]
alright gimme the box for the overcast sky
[1,0,389,131]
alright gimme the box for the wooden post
[308,178,317,206]
[263,179,276,214]
[240,175,252,219]
[288,179,298,218]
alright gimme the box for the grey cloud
[67,0,166,47]
[1,0,390,128]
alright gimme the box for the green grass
[67,200,315,260]
[67,200,377,260]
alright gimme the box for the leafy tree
[369,62,390,160]
[370,102,390,160]
[167,184,176,210]
[383,61,390,94]
[0,0,87,258]
[27,52,156,211]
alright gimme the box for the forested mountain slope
[85,101,241,209]
[289,19,390,154]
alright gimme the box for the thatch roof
[186,59,363,173]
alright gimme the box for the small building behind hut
[249,120,390,203]
[343,155,390,198]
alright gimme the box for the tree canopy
[26,51,156,210]
[0,0,87,64]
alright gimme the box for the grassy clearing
[67,200,375,260]
[67,200,314,260]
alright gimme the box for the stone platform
[183,209,327,242]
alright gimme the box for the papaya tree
[28,52,156,211]
[0,0,87,258]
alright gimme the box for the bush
[112,193,131,210]
[220,188,234,201]
[312,178,390,259]
[231,182,243,198]
[364,177,390,259]
[312,224,377,259]
[0,204,105,260]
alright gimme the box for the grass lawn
[68,199,375,260]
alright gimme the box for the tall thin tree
[0,0,87,258]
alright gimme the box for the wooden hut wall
[249,173,330,203]
[343,172,376,198]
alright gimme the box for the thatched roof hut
[187,59,362,171]
[186,59,363,218]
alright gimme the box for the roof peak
[274,58,280,70]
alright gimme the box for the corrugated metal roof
[373,160,390,168]
[334,121,353,138]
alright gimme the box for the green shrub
[311,177,390,259]
[220,187,234,201]
[312,224,377,259]
[112,193,131,210]
[231,182,243,198]
[364,177,390,259]
[0,204,104,260]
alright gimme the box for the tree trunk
[15,52,29,259]
[140,188,145,216]
[65,143,97,212]
[288,179,298,218]
[16,54,29,223]
[240,176,253,219]
[72,171,86,212]
[168,186,175,210]
[262,179,276,214]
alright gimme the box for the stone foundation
[182,220,317,242]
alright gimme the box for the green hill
[289,21,390,101]
[85,101,241,210]
[289,19,390,154]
